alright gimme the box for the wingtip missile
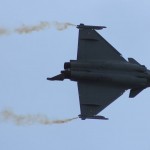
[76,23,106,30]
[78,115,109,120]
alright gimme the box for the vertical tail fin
[128,58,141,65]
[129,88,145,98]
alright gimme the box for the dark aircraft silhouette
[47,23,150,120]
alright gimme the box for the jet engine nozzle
[64,62,71,69]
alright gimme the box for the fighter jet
[47,23,150,120]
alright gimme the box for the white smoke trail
[53,21,76,31]
[0,21,75,36]
[15,21,50,34]
[0,27,10,35]
[0,109,78,125]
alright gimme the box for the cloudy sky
[0,0,150,150]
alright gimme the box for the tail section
[129,88,145,98]
[128,58,141,65]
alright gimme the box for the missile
[78,115,108,120]
[76,23,106,30]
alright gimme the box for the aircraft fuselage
[62,60,150,89]
[47,24,150,120]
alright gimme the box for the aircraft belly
[70,70,147,87]
[68,60,146,72]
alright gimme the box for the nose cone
[47,74,65,81]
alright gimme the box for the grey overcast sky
[0,0,150,150]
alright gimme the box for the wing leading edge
[77,28,127,62]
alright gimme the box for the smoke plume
[53,21,76,31]
[0,27,10,35]
[0,21,75,36]
[0,109,78,125]
[15,21,50,34]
